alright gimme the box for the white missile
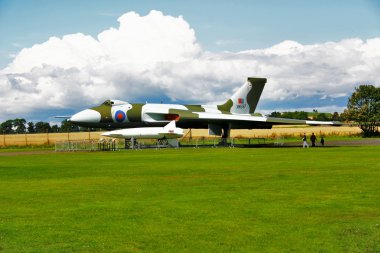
[101,120,183,139]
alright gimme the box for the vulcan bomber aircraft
[69,77,342,138]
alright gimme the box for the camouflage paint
[168,109,200,119]
[184,105,205,112]
[217,99,233,113]
[127,104,143,122]
[246,77,266,114]
[91,103,112,123]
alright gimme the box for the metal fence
[55,139,120,152]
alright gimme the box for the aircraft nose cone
[70,109,101,123]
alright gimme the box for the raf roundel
[115,110,126,123]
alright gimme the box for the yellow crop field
[0,132,103,147]
[0,126,361,146]
[183,125,362,138]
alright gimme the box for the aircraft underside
[75,119,273,131]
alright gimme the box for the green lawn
[0,147,379,252]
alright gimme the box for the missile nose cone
[101,131,111,137]
[70,109,101,123]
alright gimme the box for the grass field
[0,147,379,252]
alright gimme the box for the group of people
[302,133,324,148]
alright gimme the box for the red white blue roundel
[115,110,126,122]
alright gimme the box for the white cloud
[0,10,380,121]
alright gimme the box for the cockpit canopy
[101,99,129,106]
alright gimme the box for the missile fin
[163,120,176,131]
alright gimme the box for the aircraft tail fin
[218,77,267,114]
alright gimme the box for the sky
[0,0,380,122]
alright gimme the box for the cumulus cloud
[1,10,380,121]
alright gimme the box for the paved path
[284,138,380,147]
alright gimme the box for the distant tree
[297,111,309,120]
[79,127,89,132]
[344,85,380,136]
[27,122,35,133]
[35,122,51,133]
[280,112,293,119]
[331,112,341,121]
[51,125,60,133]
[72,125,80,132]
[60,119,79,132]
[340,112,349,121]
[282,111,309,120]
[316,113,329,121]
[269,111,282,117]
[60,119,70,132]
[1,120,14,134]
[13,118,26,134]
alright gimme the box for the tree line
[268,111,343,121]
[0,119,80,134]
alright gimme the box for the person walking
[320,136,325,146]
[310,133,317,147]
[302,133,309,148]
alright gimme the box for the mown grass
[0,145,54,152]
[0,147,379,252]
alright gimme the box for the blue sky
[0,0,380,121]
[1,0,379,68]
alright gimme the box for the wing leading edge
[146,111,342,129]
[193,112,342,127]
